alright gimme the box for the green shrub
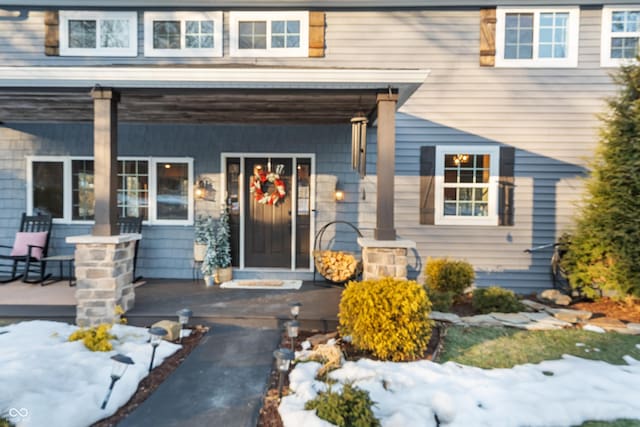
[339,277,432,361]
[472,286,525,314]
[68,323,116,352]
[425,257,475,298]
[562,63,640,298]
[304,383,380,427]
[0,417,15,427]
[426,288,455,312]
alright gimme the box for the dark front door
[245,157,292,268]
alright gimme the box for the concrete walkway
[120,321,281,427]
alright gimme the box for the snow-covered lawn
[0,320,181,427]
[280,354,640,427]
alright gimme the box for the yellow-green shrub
[339,277,432,362]
[425,257,475,298]
[472,286,525,314]
[68,323,116,352]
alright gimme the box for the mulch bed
[91,324,208,427]
[571,297,640,323]
[257,326,444,427]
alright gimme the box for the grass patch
[438,326,640,368]
[578,420,640,427]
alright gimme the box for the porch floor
[0,279,343,328]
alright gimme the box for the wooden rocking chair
[117,216,143,283]
[0,213,53,284]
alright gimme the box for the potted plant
[201,238,217,287]
[194,215,214,262]
[214,206,233,284]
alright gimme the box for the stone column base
[358,238,416,281]
[67,234,141,327]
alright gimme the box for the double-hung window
[434,146,500,226]
[229,11,309,57]
[144,12,223,57]
[601,7,640,67]
[496,7,579,67]
[27,156,193,225]
[59,11,137,56]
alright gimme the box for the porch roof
[0,66,428,124]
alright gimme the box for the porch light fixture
[176,308,193,343]
[195,178,215,201]
[351,115,368,178]
[286,320,299,351]
[289,301,302,320]
[273,348,295,399]
[101,353,134,410]
[148,326,168,372]
[334,189,345,202]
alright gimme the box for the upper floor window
[59,11,137,56]
[496,7,579,67]
[229,11,309,57]
[434,146,500,226]
[144,12,223,57]
[601,7,640,67]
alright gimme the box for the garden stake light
[273,348,294,399]
[286,320,299,351]
[289,301,302,320]
[176,308,193,343]
[101,354,134,410]
[148,326,168,372]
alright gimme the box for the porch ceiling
[0,66,429,124]
[0,88,380,124]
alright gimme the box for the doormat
[220,279,303,290]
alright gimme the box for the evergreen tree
[215,207,232,269]
[562,63,640,298]
[201,238,217,276]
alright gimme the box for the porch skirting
[358,238,416,281]
[67,234,141,327]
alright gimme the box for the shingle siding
[0,8,619,290]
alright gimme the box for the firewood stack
[314,250,360,283]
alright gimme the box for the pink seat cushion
[10,231,48,260]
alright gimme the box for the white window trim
[229,11,309,57]
[59,11,138,57]
[601,6,640,67]
[434,146,500,226]
[150,157,194,226]
[26,156,193,226]
[143,11,223,58]
[495,7,580,68]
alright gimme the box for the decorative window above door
[144,12,223,57]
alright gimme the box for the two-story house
[0,0,636,293]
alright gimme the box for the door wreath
[249,163,287,205]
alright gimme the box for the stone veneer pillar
[358,238,416,281]
[66,234,141,327]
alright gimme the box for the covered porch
[0,66,428,325]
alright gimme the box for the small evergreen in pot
[214,207,233,284]
[194,215,215,262]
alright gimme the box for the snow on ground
[0,320,181,427]
[280,354,640,427]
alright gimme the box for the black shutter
[419,146,436,225]
[498,146,515,226]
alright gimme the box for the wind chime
[351,115,369,178]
